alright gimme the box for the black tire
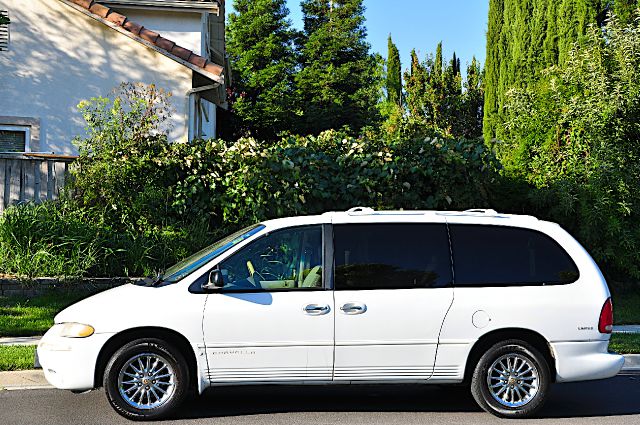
[471,339,550,418]
[103,338,189,421]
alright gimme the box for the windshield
[163,224,265,283]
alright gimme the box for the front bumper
[37,328,114,391]
[552,340,624,383]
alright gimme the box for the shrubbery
[0,84,499,278]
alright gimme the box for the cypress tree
[483,0,505,141]
[484,0,607,142]
[226,0,298,139]
[404,49,427,120]
[296,0,380,134]
[386,35,402,106]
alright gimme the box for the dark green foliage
[500,13,640,279]
[400,43,482,140]
[612,0,640,23]
[386,35,402,106]
[225,0,299,139]
[296,0,381,134]
[483,0,607,142]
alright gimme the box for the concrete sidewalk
[0,337,41,346]
[0,370,52,390]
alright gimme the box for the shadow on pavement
[173,375,640,420]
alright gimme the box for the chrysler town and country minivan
[38,208,624,419]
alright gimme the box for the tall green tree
[296,0,381,134]
[386,35,402,106]
[225,0,298,140]
[483,0,607,142]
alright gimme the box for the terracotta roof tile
[171,45,193,62]
[155,36,176,52]
[70,0,94,8]
[139,28,160,44]
[65,0,224,78]
[105,11,126,26]
[204,61,223,76]
[122,19,142,35]
[188,54,207,68]
[88,3,110,18]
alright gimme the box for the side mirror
[202,267,224,291]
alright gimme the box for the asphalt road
[1,375,639,425]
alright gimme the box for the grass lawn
[609,333,640,354]
[0,345,37,371]
[612,291,640,325]
[0,292,89,337]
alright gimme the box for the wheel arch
[462,328,557,384]
[94,327,199,391]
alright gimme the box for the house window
[0,10,9,52]
[0,125,30,153]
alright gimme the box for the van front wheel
[471,339,550,418]
[103,338,189,420]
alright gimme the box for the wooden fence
[0,153,77,213]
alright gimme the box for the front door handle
[304,304,331,316]
[340,302,367,315]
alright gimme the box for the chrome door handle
[340,303,367,315]
[304,304,331,315]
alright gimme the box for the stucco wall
[0,0,194,154]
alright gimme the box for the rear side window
[449,225,579,286]
[334,224,452,290]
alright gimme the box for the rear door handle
[340,302,367,315]
[304,304,331,315]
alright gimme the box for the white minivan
[38,208,624,420]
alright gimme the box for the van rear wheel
[471,339,550,418]
[103,338,189,420]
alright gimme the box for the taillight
[598,297,613,334]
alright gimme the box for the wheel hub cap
[117,353,175,410]
[487,353,539,408]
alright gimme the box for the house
[0,0,227,156]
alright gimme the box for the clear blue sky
[291,0,488,69]
[228,1,489,72]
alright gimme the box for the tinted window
[334,224,452,290]
[450,225,579,286]
[219,226,323,291]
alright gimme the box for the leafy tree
[296,0,381,134]
[0,14,9,25]
[386,35,402,106]
[225,0,299,140]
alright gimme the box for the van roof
[260,207,542,230]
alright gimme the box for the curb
[0,370,52,391]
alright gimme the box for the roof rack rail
[347,206,375,215]
[463,209,498,215]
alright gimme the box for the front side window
[334,224,452,290]
[449,225,579,286]
[219,225,323,291]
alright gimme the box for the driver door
[202,225,334,383]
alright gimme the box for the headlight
[52,323,95,338]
